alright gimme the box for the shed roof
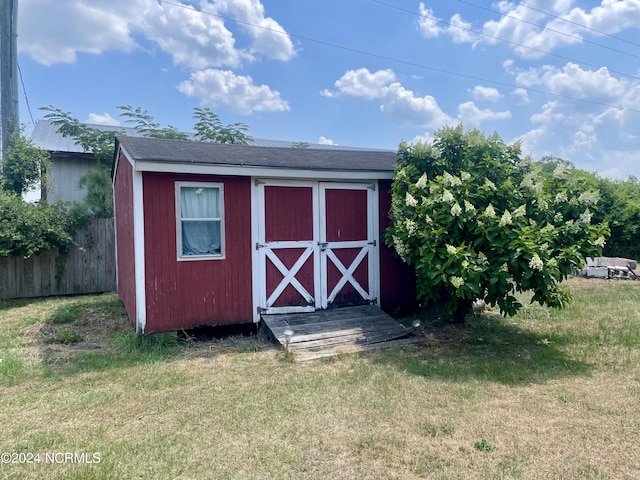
[32,119,390,154]
[116,135,398,173]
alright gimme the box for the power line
[17,62,35,127]
[157,0,640,114]
[372,0,640,82]
[497,0,640,49]
[454,0,640,59]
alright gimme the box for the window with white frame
[176,182,225,260]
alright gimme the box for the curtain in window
[181,187,221,255]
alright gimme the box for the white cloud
[321,68,396,99]
[513,63,629,102]
[530,101,564,125]
[456,101,511,128]
[380,83,454,129]
[420,1,640,59]
[19,0,140,65]
[471,85,502,102]
[136,0,247,70]
[512,88,530,104]
[448,13,478,44]
[417,3,480,44]
[417,3,442,38]
[411,131,435,145]
[324,68,514,130]
[177,69,290,114]
[85,113,121,126]
[19,0,295,69]
[318,136,337,145]
[210,0,295,61]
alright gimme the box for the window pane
[181,187,219,219]
[182,221,221,255]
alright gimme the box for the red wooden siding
[264,185,314,307]
[114,153,136,326]
[378,179,417,308]
[142,172,253,331]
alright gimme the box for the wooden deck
[261,305,422,361]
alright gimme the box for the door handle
[318,242,328,251]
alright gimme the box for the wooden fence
[0,218,116,300]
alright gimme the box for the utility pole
[0,0,19,160]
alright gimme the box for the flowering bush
[386,126,609,320]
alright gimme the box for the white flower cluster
[512,205,526,218]
[405,219,418,236]
[484,204,496,218]
[450,276,464,289]
[499,210,513,226]
[578,191,599,205]
[464,200,475,212]
[461,171,471,181]
[415,173,428,189]
[484,178,496,190]
[405,192,418,207]
[579,209,592,224]
[442,189,455,203]
[446,244,457,255]
[555,192,568,203]
[594,236,606,248]
[451,203,463,216]
[393,235,408,262]
[521,173,536,189]
[443,172,462,187]
[553,166,566,179]
[528,253,544,271]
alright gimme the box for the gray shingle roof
[116,135,398,172]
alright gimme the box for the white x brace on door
[252,179,379,317]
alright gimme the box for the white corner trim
[132,169,146,334]
[250,178,261,323]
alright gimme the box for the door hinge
[257,306,267,315]
[256,242,265,250]
[368,240,377,247]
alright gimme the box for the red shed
[112,136,416,333]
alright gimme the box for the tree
[192,107,252,144]
[596,175,640,261]
[386,126,609,321]
[1,130,50,195]
[118,105,190,140]
[40,105,254,218]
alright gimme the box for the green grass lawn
[1,278,639,479]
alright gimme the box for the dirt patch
[21,307,130,365]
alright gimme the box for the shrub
[386,126,609,320]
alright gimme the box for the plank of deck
[295,337,423,362]
[261,305,421,361]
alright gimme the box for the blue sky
[17,0,640,178]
